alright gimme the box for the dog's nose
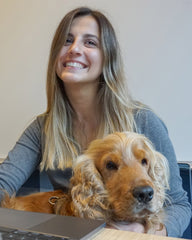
[133,186,154,203]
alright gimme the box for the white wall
[0,0,192,162]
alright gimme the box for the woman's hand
[154,225,167,236]
[106,221,167,236]
[106,221,145,233]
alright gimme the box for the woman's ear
[70,154,110,220]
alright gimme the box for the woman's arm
[0,116,44,200]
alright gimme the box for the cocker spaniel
[1,132,170,233]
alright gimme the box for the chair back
[178,162,192,239]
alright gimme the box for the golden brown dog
[1,132,170,233]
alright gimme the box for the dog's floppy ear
[145,139,170,203]
[149,151,169,190]
[70,154,110,220]
[152,151,169,188]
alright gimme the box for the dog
[1,132,170,233]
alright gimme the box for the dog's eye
[106,161,118,170]
[141,158,148,165]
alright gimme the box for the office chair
[178,162,192,239]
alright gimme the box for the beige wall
[0,0,192,161]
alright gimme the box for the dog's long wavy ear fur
[144,138,170,203]
[70,155,110,220]
[138,136,170,232]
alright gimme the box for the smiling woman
[0,7,191,239]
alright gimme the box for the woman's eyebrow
[83,34,99,40]
[67,33,100,41]
[67,33,73,37]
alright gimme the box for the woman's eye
[64,37,73,46]
[85,40,97,47]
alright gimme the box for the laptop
[0,208,105,239]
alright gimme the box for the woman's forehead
[69,15,100,37]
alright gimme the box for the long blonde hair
[40,7,141,171]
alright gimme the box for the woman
[0,7,191,237]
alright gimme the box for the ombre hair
[40,7,142,171]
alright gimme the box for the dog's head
[70,132,170,224]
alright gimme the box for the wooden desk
[93,228,187,240]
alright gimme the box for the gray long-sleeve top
[0,109,191,237]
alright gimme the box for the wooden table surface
[93,228,187,240]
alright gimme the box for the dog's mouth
[133,201,155,213]
[113,201,159,221]
[130,201,163,221]
[134,206,154,217]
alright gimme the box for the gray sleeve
[0,117,43,200]
[135,109,191,237]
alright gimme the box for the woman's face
[56,15,103,86]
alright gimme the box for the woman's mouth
[64,61,86,69]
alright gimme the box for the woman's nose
[68,40,82,55]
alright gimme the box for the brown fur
[1,132,170,233]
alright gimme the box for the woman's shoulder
[134,107,161,121]
[133,107,173,155]
[22,113,47,138]
[134,107,168,133]
[28,113,47,129]
[36,113,47,126]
